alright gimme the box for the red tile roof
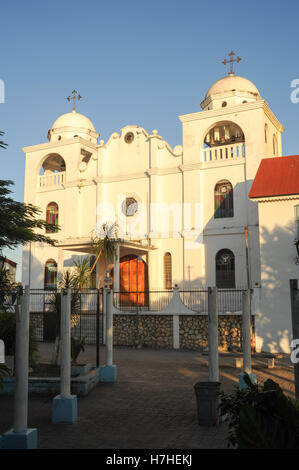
[249,155,299,198]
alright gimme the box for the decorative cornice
[179,100,284,133]
[23,136,97,153]
[250,194,299,203]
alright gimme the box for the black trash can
[194,381,221,426]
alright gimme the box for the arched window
[39,153,66,188]
[214,180,234,218]
[264,124,268,143]
[204,122,245,148]
[44,259,57,290]
[164,253,172,290]
[216,249,235,288]
[46,202,59,233]
[273,134,278,155]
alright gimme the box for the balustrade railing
[38,171,66,188]
[202,143,245,163]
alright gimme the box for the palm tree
[90,222,119,288]
[73,256,91,290]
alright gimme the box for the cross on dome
[66,89,82,112]
[222,51,242,76]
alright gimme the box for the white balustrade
[202,143,245,163]
[38,171,66,188]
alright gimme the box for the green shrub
[218,373,299,449]
[0,310,39,367]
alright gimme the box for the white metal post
[13,286,30,433]
[60,288,71,398]
[208,286,219,382]
[243,289,252,374]
[106,288,113,367]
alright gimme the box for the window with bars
[214,180,234,218]
[216,249,235,288]
[46,202,59,233]
[164,252,172,290]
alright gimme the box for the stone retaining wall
[180,315,255,350]
[113,313,255,351]
[113,314,173,348]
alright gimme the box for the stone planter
[4,355,14,376]
[71,363,92,377]
[194,381,221,426]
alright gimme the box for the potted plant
[71,335,91,376]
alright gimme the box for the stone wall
[113,314,173,348]
[180,315,255,351]
[113,313,255,351]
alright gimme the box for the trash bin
[194,381,221,426]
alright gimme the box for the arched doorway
[118,255,149,307]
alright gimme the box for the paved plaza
[0,344,295,449]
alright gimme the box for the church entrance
[118,254,149,307]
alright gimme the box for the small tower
[179,53,285,288]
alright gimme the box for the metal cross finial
[222,51,242,76]
[66,89,82,112]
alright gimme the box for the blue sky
[1,0,299,279]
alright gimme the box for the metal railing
[179,289,208,313]
[29,289,103,345]
[113,290,173,312]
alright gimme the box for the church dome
[201,74,261,111]
[48,110,99,143]
[51,111,96,132]
[205,75,260,99]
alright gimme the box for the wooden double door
[118,255,149,307]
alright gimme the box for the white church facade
[22,66,289,351]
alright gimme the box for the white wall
[256,197,299,353]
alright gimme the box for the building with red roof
[249,155,299,353]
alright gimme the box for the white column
[13,286,30,433]
[60,288,71,398]
[243,289,252,374]
[208,287,219,382]
[173,315,180,349]
[106,288,113,366]
[113,245,120,308]
[58,248,64,283]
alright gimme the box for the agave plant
[50,269,81,366]
[71,334,87,364]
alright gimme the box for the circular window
[124,132,134,144]
[222,101,227,108]
[122,197,138,217]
